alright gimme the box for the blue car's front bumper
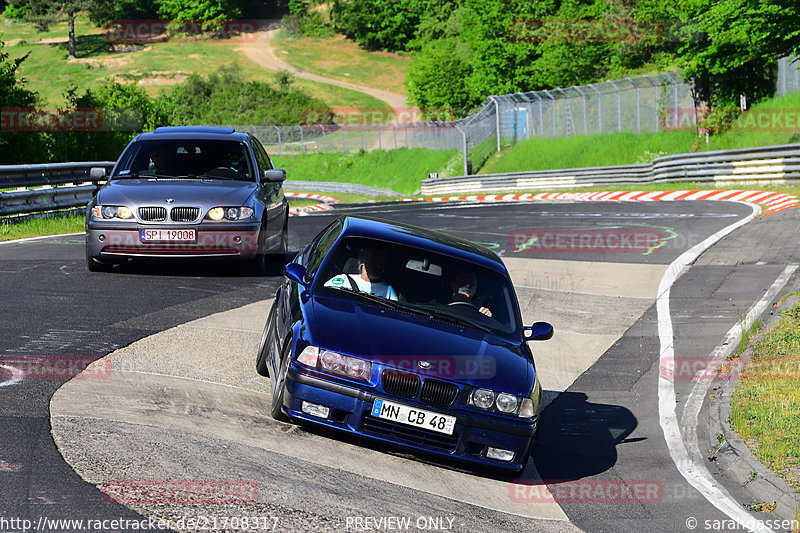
[283,366,537,473]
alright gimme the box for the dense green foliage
[331,0,800,129]
[0,49,331,163]
[160,64,330,125]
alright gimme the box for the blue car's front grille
[361,415,459,451]
[381,369,420,399]
[420,379,459,407]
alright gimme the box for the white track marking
[657,202,780,532]
[0,364,24,388]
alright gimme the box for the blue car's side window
[305,221,342,275]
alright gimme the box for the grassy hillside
[274,148,461,195]
[0,15,390,115]
[272,33,410,98]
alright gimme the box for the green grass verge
[0,213,84,242]
[274,148,462,195]
[730,298,800,490]
[479,131,698,175]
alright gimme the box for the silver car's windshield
[112,139,254,181]
[315,237,521,337]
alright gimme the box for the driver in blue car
[449,270,492,317]
[326,247,399,300]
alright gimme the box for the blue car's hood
[98,178,256,207]
[309,294,532,393]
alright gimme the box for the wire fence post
[361,124,365,152]
[491,96,501,152]
[608,80,622,133]
[273,126,282,156]
[588,84,601,134]
[455,125,468,176]
[574,86,588,135]
[626,77,640,133]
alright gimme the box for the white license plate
[140,229,196,242]
[371,398,456,435]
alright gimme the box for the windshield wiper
[420,308,493,333]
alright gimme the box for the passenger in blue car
[325,247,399,300]
[448,270,493,317]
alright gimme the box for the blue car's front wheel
[270,340,292,421]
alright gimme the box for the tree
[26,0,112,60]
[406,38,475,118]
[155,0,243,22]
[0,38,46,164]
[634,0,799,135]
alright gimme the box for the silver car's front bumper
[86,222,261,261]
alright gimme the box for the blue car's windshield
[112,139,254,180]
[315,237,522,338]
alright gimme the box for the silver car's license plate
[140,229,196,242]
[371,398,456,435]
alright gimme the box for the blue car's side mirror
[524,321,554,341]
[284,262,312,289]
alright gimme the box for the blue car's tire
[270,340,292,421]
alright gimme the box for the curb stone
[706,279,800,523]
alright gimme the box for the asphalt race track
[1,200,797,533]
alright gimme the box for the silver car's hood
[97,178,257,207]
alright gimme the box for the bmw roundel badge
[418,360,431,369]
[166,198,174,203]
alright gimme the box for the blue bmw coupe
[256,215,553,473]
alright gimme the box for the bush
[2,1,30,21]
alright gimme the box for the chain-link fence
[230,123,462,157]
[455,72,697,176]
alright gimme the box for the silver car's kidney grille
[138,207,167,221]
[170,207,200,222]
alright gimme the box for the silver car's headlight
[206,206,253,221]
[91,205,134,220]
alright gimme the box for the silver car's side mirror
[90,167,107,180]
[264,169,286,183]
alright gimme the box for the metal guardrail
[421,143,800,195]
[0,162,114,217]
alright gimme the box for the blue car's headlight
[296,345,372,381]
[519,375,542,418]
[469,376,540,418]
[206,206,253,221]
[91,205,134,220]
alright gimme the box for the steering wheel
[448,301,477,308]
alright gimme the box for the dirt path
[238,20,418,121]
